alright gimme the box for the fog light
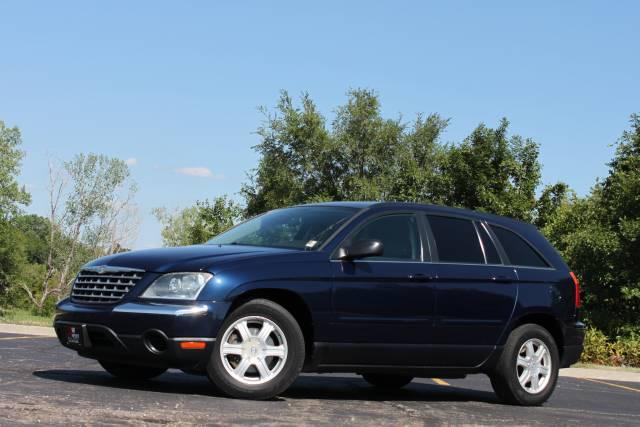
[143,330,168,354]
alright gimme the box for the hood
[85,244,296,273]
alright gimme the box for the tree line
[0,122,137,314]
[1,90,639,341]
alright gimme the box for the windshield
[207,206,358,250]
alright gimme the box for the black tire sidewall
[493,324,560,406]
[207,299,305,399]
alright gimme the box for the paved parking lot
[1,332,639,426]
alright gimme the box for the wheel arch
[226,288,315,365]
[509,312,565,359]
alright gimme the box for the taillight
[569,271,581,308]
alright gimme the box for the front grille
[71,267,145,304]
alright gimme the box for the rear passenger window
[427,215,484,264]
[491,226,548,267]
[477,223,501,264]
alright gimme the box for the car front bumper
[54,298,231,369]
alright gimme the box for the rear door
[488,224,562,321]
[426,215,518,367]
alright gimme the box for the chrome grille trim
[71,266,145,304]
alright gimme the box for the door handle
[408,273,434,282]
[491,275,513,283]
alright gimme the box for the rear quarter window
[491,225,549,268]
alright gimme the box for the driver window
[349,215,421,261]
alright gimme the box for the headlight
[140,272,212,300]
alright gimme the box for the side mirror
[337,239,384,260]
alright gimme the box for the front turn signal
[180,341,207,350]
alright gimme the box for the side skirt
[304,342,503,377]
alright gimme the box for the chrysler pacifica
[55,202,584,405]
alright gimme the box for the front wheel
[207,299,305,400]
[99,360,167,380]
[362,373,413,389]
[489,324,559,406]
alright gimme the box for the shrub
[580,327,640,367]
[612,336,640,367]
[581,328,612,365]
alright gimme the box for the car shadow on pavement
[33,370,499,404]
[33,369,223,397]
[285,375,499,404]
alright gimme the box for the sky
[1,1,638,249]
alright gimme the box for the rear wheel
[362,373,413,389]
[489,324,559,406]
[207,299,305,400]
[99,360,167,380]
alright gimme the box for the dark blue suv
[55,202,584,405]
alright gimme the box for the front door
[328,213,437,365]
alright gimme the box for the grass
[0,307,53,327]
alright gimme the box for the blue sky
[1,1,638,249]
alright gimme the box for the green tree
[154,195,242,247]
[0,220,25,302]
[0,121,31,220]
[544,114,640,336]
[190,197,243,243]
[387,114,449,203]
[244,90,445,212]
[153,206,200,247]
[242,91,336,215]
[0,121,31,299]
[243,90,549,223]
[331,89,404,200]
[534,182,571,228]
[19,154,138,313]
[441,119,541,222]
[13,214,50,264]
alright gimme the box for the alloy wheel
[516,338,552,394]
[219,316,288,385]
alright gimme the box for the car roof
[298,201,378,209]
[298,201,529,228]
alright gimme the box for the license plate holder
[64,325,84,347]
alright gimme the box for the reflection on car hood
[84,244,295,273]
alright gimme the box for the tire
[489,323,559,406]
[99,360,167,380]
[207,299,305,400]
[362,373,413,389]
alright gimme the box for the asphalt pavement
[0,332,638,426]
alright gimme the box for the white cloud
[175,167,215,178]
[125,158,138,166]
